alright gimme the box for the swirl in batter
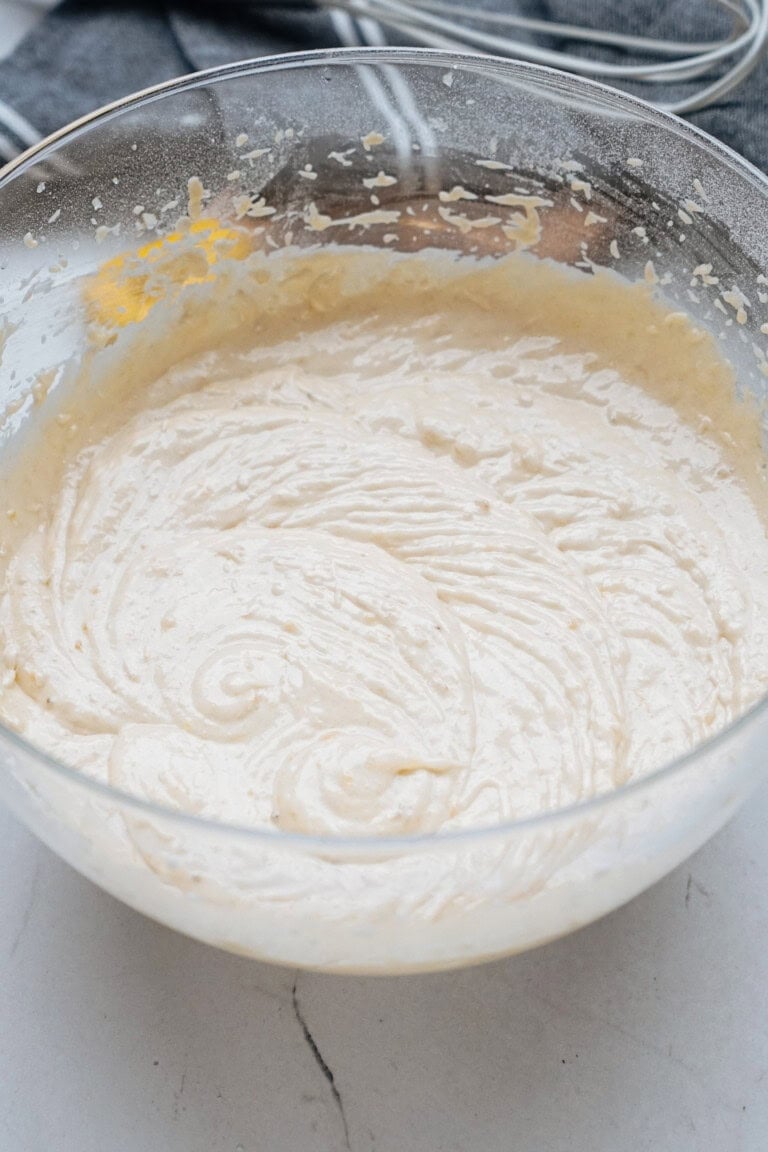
[1,249,767,837]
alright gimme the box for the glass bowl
[0,48,767,974]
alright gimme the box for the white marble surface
[1,785,768,1152]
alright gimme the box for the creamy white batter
[2,248,767,840]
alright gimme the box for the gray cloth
[0,1,767,168]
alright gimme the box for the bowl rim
[1,44,767,852]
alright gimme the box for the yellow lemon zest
[85,218,252,329]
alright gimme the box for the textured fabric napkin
[0,1,766,168]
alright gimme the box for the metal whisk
[323,0,768,114]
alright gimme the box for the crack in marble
[291,976,350,1150]
[685,872,711,910]
[8,847,41,960]
[172,1065,187,1122]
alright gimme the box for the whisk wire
[326,0,768,113]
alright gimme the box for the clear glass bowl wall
[0,50,767,973]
